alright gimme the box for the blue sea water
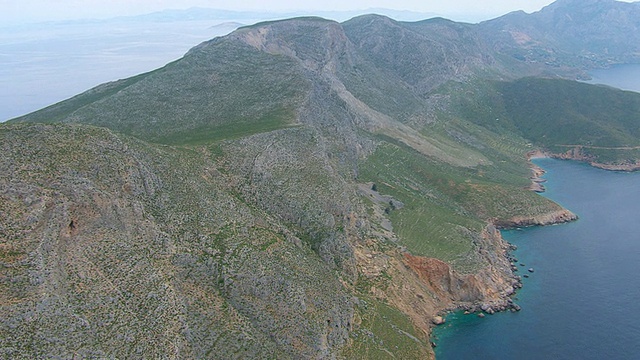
[433,158,640,360]
[587,63,640,93]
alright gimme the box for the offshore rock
[432,316,446,325]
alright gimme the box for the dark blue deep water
[433,158,640,360]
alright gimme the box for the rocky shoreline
[426,150,590,350]
[429,146,640,344]
[528,148,640,173]
[493,209,578,229]
[590,161,640,172]
[421,225,523,327]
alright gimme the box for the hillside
[479,0,640,69]
[0,124,355,358]
[4,1,640,358]
[440,77,640,167]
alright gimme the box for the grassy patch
[342,298,430,359]
[358,141,483,269]
[154,108,297,145]
[359,138,557,271]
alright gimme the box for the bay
[586,63,640,93]
[433,158,640,359]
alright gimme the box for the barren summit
[3,0,640,358]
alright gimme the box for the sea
[587,63,640,92]
[433,158,640,359]
[3,19,640,358]
[0,19,242,122]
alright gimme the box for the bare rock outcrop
[376,224,522,341]
[494,209,577,229]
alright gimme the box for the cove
[432,158,640,359]
[587,63,640,93]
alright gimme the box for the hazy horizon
[0,0,566,25]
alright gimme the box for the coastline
[403,224,522,358]
[527,150,549,192]
[431,157,640,359]
[430,150,640,354]
[425,151,582,353]
[528,148,640,172]
[491,150,579,229]
[380,149,636,357]
[590,161,640,172]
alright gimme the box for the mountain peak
[541,0,636,12]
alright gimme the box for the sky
[0,0,584,25]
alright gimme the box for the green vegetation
[154,108,297,145]
[14,71,154,124]
[358,138,558,272]
[359,141,482,267]
[342,298,431,359]
[0,123,355,358]
[13,39,309,145]
[499,78,640,145]
[6,7,640,358]
[444,77,640,163]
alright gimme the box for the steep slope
[13,37,310,144]
[14,16,493,169]
[0,124,355,358]
[1,122,527,358]
[440,77,640,166]
[343,15,498,96]
[4,16,536,359]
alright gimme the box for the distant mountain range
[126,7,440,23]
[11,7,439,26]
[2,0,640,358]
[480,0,640,68]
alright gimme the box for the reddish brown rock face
[404,255,455,297]
[400,226,522,318]
[403,254,485,303]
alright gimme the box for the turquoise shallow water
[432,158,640,360]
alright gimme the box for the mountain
[479,0,640,68]
[3,1,640,358]
[110,7,438,24]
